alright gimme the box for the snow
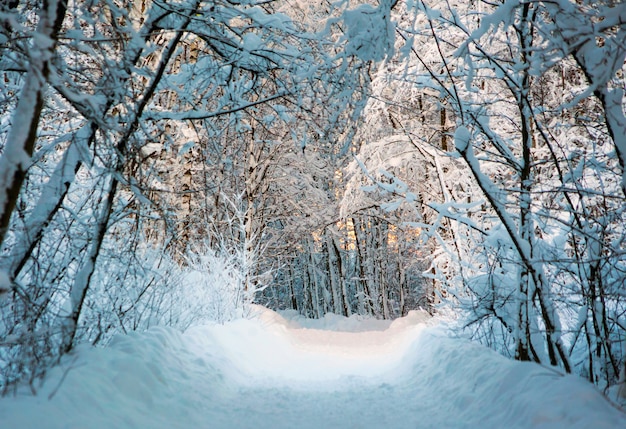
[1,306,624,429]
[454,125,471,153]
[343,3,395,62]
[0,270,10,299]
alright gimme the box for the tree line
[1,0,625,400]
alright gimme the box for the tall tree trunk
[516,3,534,361]
[62,176,118,353]
[0,0,67,247]
[288,262,298,311]
[307,239,322,318]
[61,8,193,351]
[330,233,351,317]
[379,221,390,319]
[352,216,374,315]
[324,232,341,314]
[399,261,406,316]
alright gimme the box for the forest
[0,0,625,402]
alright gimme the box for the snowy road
[1,306,625,428]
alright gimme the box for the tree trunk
[352,216,374,315]
[62,177,118,353]
[0,0,68,247]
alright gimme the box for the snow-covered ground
[1,306,624,429]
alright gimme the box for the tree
[0,0,390,392]
[383,0,626,390]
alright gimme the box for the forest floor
[1,306,625,429]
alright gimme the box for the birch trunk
[0,0,67,247]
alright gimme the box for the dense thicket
[0,0,377,392]
[369,0,626,395]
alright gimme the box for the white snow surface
[1,306,624,429]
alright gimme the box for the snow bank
[0,307,623,429]
[277,308,393,331]
[405,330,625,429]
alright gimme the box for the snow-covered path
[1,307,625,429]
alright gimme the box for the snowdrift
[0,306,624,428]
